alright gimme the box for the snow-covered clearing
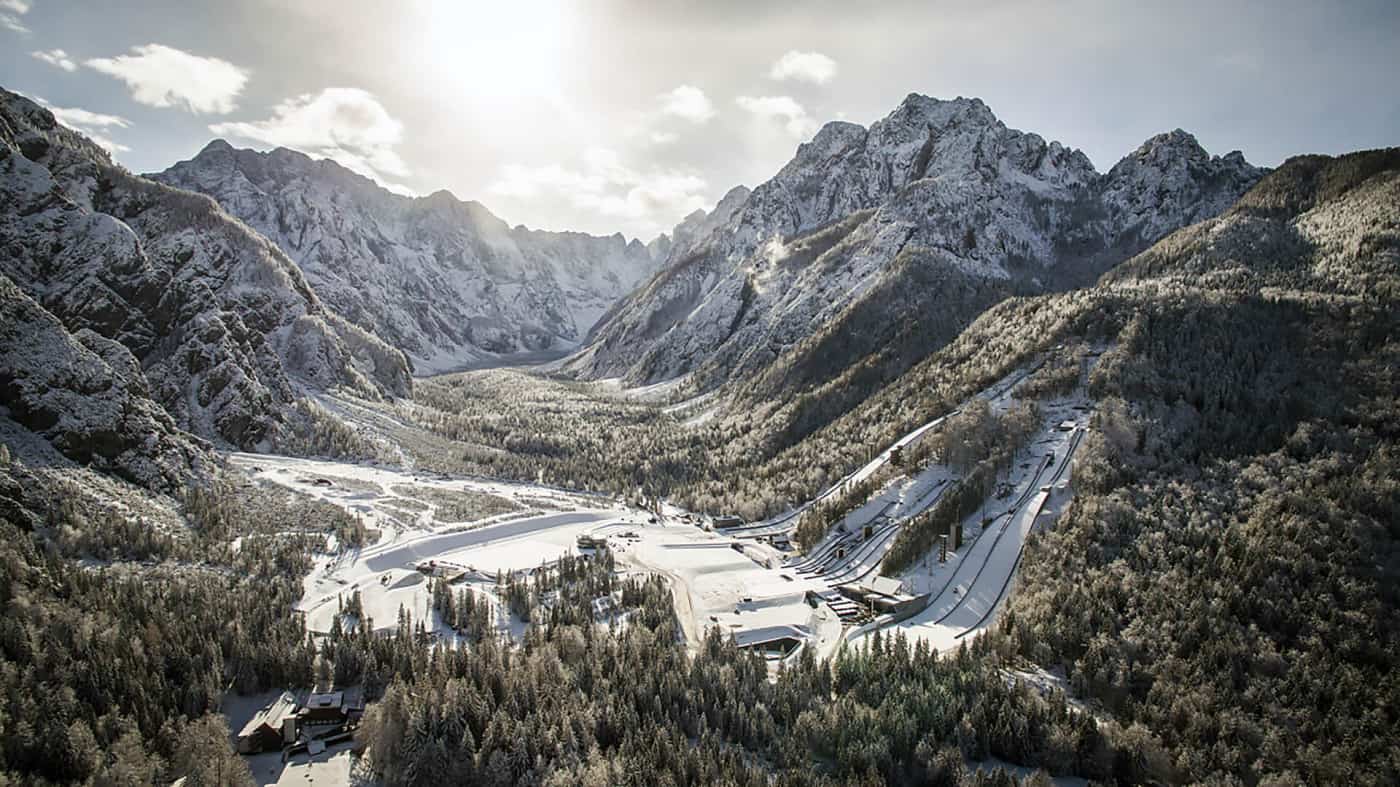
[229,453,841,662]
[617,519,844,662]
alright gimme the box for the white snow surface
[228,452,842,662]
[848,393,1092,654]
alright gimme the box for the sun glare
[416,0,570,101]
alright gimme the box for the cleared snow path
[362,511,615,572]
[851,425,1085,653]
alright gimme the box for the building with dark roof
[299,691,349,725]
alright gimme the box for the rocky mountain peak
[715,184,753,212]
[198,138,235,155]
[1102,128,1266,244]
[569,91,1265,393]
[1124,128,1210,165]
[1,84,411,464]
[886,93,997,131]
[155,140,665,374]
[796,120,868,161]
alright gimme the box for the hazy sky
[4,0,1398,238]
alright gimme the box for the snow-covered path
[361,511,616,572]
[850,424,1085,653]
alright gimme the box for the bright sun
[416,0,571,101]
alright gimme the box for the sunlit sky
[4,0,1398,239]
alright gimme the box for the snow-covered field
[228,453,842,662]
[618,517,844,661]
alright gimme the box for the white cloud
[209,87,411,186]
[489,147,708,234]
[736,95,819,138]
[0,0,27,34]
[658,85,716,123]
[381,181,418,198]
[48,105,131,130]
[77,132,129,154]
[769,50,838,85]
[648,130,679,146]
[85,44,248,114]
[32,48,76,71]
[0,0,29,34]
[37,99,133,154]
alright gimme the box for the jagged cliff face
[0,87,411,457]
[565,95,1265,391]
[0,273,214,494]
[154,143,663,375]
[1101,128,1266,248]
[1106,147,1400,298]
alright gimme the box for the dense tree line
[430,581,495,644]
[1005,292,1400,783]
[357,582,1123,787]
[274,398,392,462]
[793,475,883,551]
[0,457,367,785]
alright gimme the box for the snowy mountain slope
[0,86,411,450]
[565,95,1264,393]
[154,142,663,375]
[0,272,214,494]
[662,185,753,263]
[1106,146,1400,298]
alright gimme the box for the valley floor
[228,450,846,664]
[233,349,1097,671]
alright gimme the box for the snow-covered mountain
[564,95,1264,393]
[0,272,215,494]
[0,87,410,461]
[154,143,664,375]
[1105,147,1400,296]
[655,185,754,263]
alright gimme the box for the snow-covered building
[237,692,298,754]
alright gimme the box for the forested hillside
[1002,150,1400,784]
[0,440,1137,786]
[0,64,1394,786]
[366,149,1400,785]
[354,568,1135,786]
[0,448,367,784]
[0,87,411,455]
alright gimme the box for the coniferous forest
[0,9,1398,785]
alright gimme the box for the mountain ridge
[153,141,666,375]
[565,94,1264,406]
[0,85,410,469]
